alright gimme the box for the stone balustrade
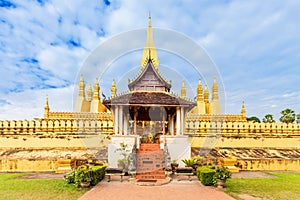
[47,111,113,120]
[1,112,300,135]
[185,120,300,135]
[0,118,114,135]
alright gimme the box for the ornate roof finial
[241,101,246,118]
[197,78,203,101]
[93,78,100,100]
[111,79,116,98]
[181,80,187,98]
[45,95,49,108]
[87,85,93,101]
[204,85,209,103]
[44,95,50,118]
[212,76,219,100]
[79,74,85,98]
[148,12,151,27]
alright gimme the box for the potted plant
[171,160,179,173]
[75,167,92,187]
[182,158,197,168]
[115,142,130,172]
[215,166,232,188]
[117,159,126,169]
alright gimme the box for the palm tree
[296,114,300,123]
[279,108,295,123]
[262,114,275,123]
[247,116,261,123]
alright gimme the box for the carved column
[124,113,128,135]
[176,107,181,136]
[181,107,185,136]
[119,105,123,135]
[114,106,119,135]
[134,107,137,135]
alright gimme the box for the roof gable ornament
[128,59,171,92]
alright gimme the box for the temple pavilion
[101,15,205,139]
[104,57,195,137]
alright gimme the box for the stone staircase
[136,143,166,180]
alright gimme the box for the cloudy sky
[0,0,300,121]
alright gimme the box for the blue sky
[0,0,300,120]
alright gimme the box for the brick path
[78,177,235,200]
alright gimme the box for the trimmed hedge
[65,165,106,188]
[90,165,107,186]
[196,165,216,186]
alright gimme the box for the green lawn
[0,173,89,200]
[225,172,300,200]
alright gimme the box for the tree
[262,114,275,123]
[279,108,295,123]
[247,116,261,123]
[296,114,300,123]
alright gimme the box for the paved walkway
[78,177,235,200]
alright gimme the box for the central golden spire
[140,14,159,70]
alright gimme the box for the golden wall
[1,112,300,172]
[237,159,300,171]
[190,135,300,149]
[0,159,57,172]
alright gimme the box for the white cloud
[0,85,74,120]
[0,0,300,120]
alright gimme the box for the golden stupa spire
[140,13,159,70]
[197,79,203,101]
[79,74,85,98]
[44,95,50,119]
[111,79,116,98]
[204,85,209,103]
[241,101,246,118]
[212,76,219,100]
[87,85,93,101]
[181,80,187,98]
[93,78,100,100]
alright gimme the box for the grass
[0,173,89,200]
[224,172,300,200]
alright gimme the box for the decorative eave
[103,91,196,109]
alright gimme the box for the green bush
[215,166,231,181]
[200,170,216,186]
[72,165,107,187]
[64,170,75,184]
[196,165,215,176]
[90,166,107,186]
[181,158,197,167]
[196,165,216,186]
[74,167,92,187]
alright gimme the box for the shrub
[64,170,75,184]
[196,165,216,186]
[90,165,107,186]
[181,158,197,167]
[199,170,216,186]
[74,167,92,187]
[72,165,107,187]
[215,166,232,181]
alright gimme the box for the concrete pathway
[78,177,235,200]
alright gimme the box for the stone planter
[171,163,179,173]
[80,181,90,187]
[217,180,226,189]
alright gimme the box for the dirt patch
[232,171,277,178]
[238,193,268,200]
[16,172,64,179]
